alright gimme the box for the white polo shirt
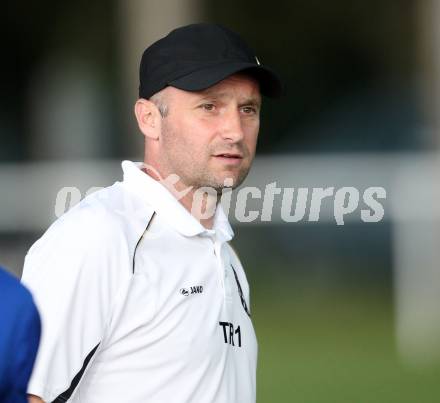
[22,160,257,403]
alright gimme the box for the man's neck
[141,166,219,229]
[178,188,219,230]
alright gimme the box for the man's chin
[194,167,250,192]
[216,170,249,190]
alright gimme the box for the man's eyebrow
[239,98,262,108]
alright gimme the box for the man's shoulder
[28,182,155,261]
[0,268,36,317]
[0,268,31,300]
[53,182,154,241]
[66,181,152,224]
[0,268,40,398]
[225,242,242,264]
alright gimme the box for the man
[0,266,40,403]
[23,23,282,403]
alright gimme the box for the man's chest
[97,233,257,372]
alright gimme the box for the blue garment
[0,267,41,403]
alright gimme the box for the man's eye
[201,103,215,111]
[241,106,257,114]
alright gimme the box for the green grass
[252,284,440,403]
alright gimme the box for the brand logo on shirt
[180,285,203,297]
[190,285,203,294]
[180,288,190,296]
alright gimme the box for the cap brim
[168,62,284,98]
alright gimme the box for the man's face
[156,73,261,192]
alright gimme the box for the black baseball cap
[139,23,283,99]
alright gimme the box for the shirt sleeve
[9,292,41,403]
[22,207,130,402]
[0,270,41,403]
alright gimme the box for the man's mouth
[214,153,243,158]
[213,153,243,165]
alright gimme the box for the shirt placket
[213,239,233,303]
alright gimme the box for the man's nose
[220,108,244,143]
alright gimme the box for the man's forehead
[162,73,261,104]
[196,74,261,100]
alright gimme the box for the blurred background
[2,1,440,401]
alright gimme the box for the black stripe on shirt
[230,264,251,318]
[51,343,100,402]
[132,212,156,274]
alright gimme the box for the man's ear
[134,98,162,140]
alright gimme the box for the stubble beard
[160,122,252,194]
[171,153,252,195]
